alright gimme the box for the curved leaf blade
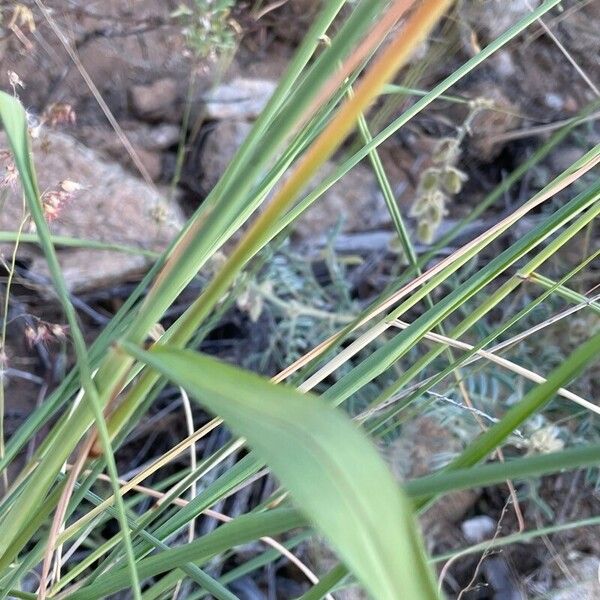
[123,342,439,600]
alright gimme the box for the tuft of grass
[0,0,599,598]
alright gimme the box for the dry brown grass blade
[275,153,600,389]
[148,0,451,304]
[397,328,596,410]
[62,469,333,599]
[301,0,415,125]
[37,434,95,600]
[37,374,98,600]
[484,291,600,356]
[357,291,600,423]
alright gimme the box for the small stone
[129,78,180,122]
[198,120,252,193]
[545,93,564,111]
[0,131,184,292]
[290,160,392,238]
[563,96,579,113]
[482,557,523,600]
[201,78,277,120]
[555,1,600,72]
[461,515,496,543]
[74,124,177,179]
[460,0,542,43]
[492,50,517,78]
[132,123,181,151]
[133,146,162,181]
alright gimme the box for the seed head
[25,321,69,347]
[8,70,24,91]
[441,166,468,195]
[0,161,18,189]
[41,180,83,221]
[42,103,76,127]
[60,179,84,193]
[9,4,36,32]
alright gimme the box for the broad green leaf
[123,342,439,600]
[301,327,600,596]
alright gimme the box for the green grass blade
[323,174,600,408]
[297,564,350,600]
[278,0,564,238]
[406,444,600,500]
[128,0,390,340]
[69,508,306,600]
[0,91,141,596]
[0,231,158,256]
[432,329,600,481]
[0,2,401,546]
[366,191,600,426]
[123,342,440,600]
[528,272,600,314]
[304,328,600,598]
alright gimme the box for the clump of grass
[0,0,599,598]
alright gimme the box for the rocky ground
[0,0,599,598]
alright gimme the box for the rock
[273,0,322,36]
[553,555,600,600]
[490,50,518,79]
[75,123,180,180]
[0,131,184,292]
[132,146,163,181]
[131,123,181,151]
[201,78,277,120]
[461,515,496,543]
[198,120,252,192]
[555,1,600,73]
[388,416,460,478]
[387,416,478,541]
[129,78,180,122]
[0,0,193,112]
[545,93,565,111]
[482,557,523,600]
[459,0,599,121]
[461,0,541,43]
[291,161,391,237]
[197,119,392,237]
